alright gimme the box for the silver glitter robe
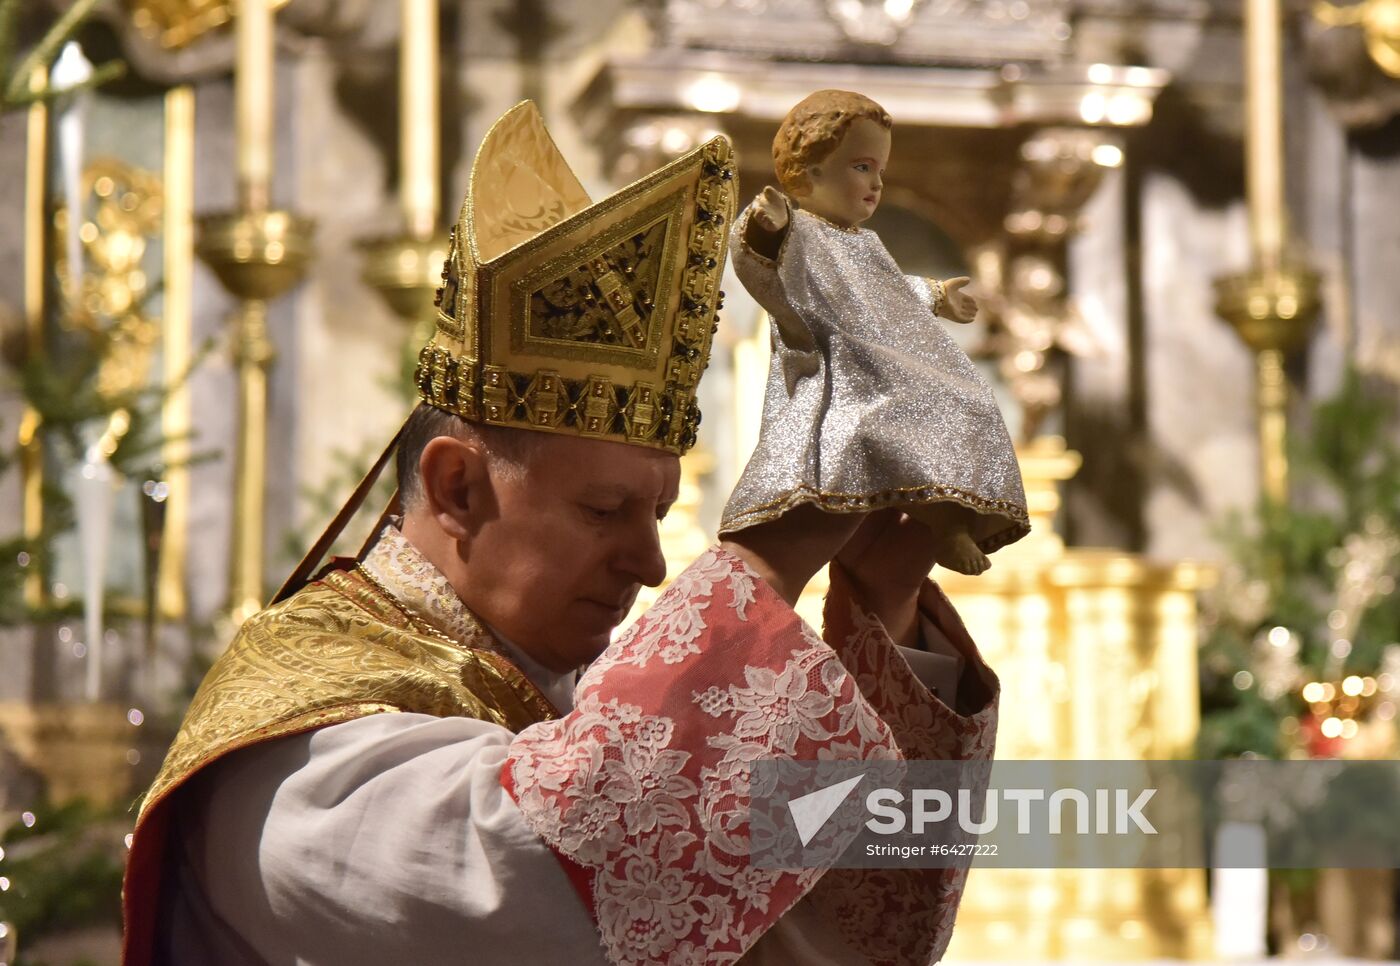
[720,201,1030,553]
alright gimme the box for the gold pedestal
[197,209,314,623]
[361,233,451,341]
[0,702,135,807]
[197,209,314,300]
[943,436,1215,960]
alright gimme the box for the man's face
[799,117,890,229]
[460,433,679,673]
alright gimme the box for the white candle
[52,42,91,286]
[237,0,274,212]
[1245,0,1285,269]
[76,444,115,701]
[401,0,439,239]
[1212,822,1269,959]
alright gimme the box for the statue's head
[772,90,892,228]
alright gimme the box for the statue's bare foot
[933,531,990,576]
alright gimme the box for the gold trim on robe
[137,566,556,822]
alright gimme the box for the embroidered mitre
[417,101,737,454]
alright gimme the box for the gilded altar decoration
[974,129,1116,444]
[1307,0,1400,128]
[125,0,291,51]
[1314,0,1400,77]
[55,158,164,404]
[418,101,737,455]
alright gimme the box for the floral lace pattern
[804,565,1000,966]
[505,547,999,966]
[508,548,903,964]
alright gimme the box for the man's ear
[419,435,491,541]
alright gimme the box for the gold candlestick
[200,0,314,624]
[363,0,448,335]
[1214,0,1321,504]
[198,212,313,624]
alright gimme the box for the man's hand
[833,509,939,648]
[941,276,978,324]
[752,186,790,232]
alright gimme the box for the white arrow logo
[787,773,866,847]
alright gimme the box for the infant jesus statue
[720,89,1030,586]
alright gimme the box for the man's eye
[584,505,620,520]
[854,163,869,172]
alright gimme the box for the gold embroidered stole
[137,566,557,822]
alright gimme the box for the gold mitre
[416,101,737,455]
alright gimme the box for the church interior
[2,0,1400,962]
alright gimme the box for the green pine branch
[0,0,126,112]
[1198,366,1400,759]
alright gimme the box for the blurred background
[1,0,1399,962]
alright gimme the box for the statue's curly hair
[772,90,892,196]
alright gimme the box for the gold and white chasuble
[123,529,998,966]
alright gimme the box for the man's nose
[619,520,669,588]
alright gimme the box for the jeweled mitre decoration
[417,101,737,455]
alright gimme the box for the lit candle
[1244,0,1285,270]
[401,0,439,239]
[236,0,274,212]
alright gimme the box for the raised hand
[832,509,940,648]
[720,505,865,608]
[752,186,790,232]
[941,276,978,324]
